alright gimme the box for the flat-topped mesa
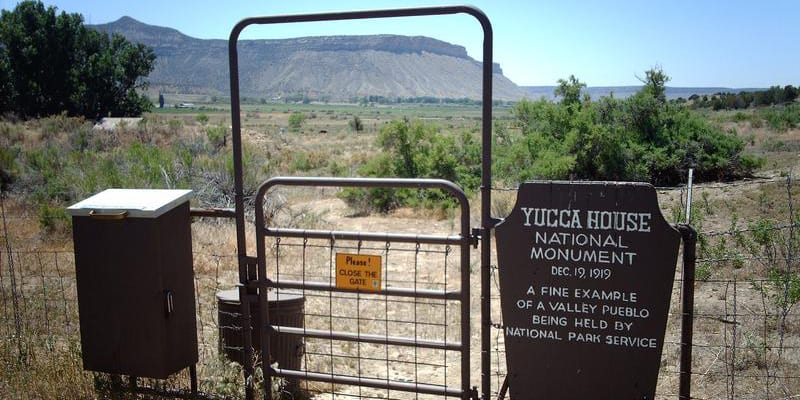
[88,16,519,99]
[262,35,470,59]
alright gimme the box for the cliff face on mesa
[91,17,527,100]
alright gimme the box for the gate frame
[254,177,474,399]
[227,5,494,400]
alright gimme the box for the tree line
[686,85,798,111]
[0,1,155,119]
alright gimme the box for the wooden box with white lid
[67,189,197,379]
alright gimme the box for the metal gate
[226,7,494,400]
[253,178,473,399]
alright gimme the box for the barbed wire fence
[1,176,799,399]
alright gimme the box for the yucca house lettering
[521,207,652,232]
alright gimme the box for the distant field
[151,99,504,119]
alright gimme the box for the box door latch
[165,290,174,317]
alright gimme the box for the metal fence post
[677,224,697,400]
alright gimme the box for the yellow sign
[335,253,382,292]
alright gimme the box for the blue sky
[2,0,798,88]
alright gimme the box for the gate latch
[470,228,482,248]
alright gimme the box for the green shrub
[168,118,183,135]
[758,104,800,132]
[329,160,347,176]
[764,269,800,308]
[0,146,19,191]
[349,115,364,132]
[733,111,750,122]
[289,150,327,172]
[25,145,72,203]
[38,203,70,233]
[340,119,480,212]
[762,137,787,152]
[735,212,800,310]
[5,115,267,231]
[196,113,209,125]
[0,121,24,143]
[38,113,86,140]
[206,125,228,150]
[288,112,305,132]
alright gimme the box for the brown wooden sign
[495,181,680,400]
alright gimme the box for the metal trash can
[216,289,304,371]
[67,189,197,379]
